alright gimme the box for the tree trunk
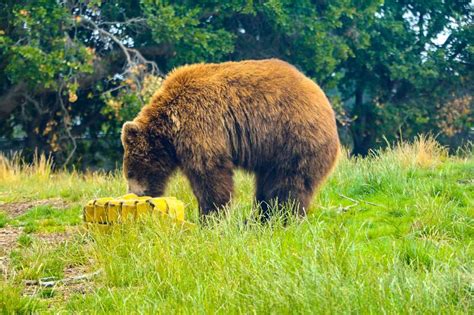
[351,84,373,156]
[0,83,27,120]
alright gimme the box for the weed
[17,233,33,247]
[0,211,7,227]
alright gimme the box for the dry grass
[0,152,53,182]
[392,135,449,168]
[0,136,452,182]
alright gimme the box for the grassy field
[0,137,472,314]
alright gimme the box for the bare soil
[0,227,74,281]
[0,198,68,218]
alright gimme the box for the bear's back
[162,59,307,93]
[138,59,338,169]
[154,59,332,117]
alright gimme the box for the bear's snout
[127,178,147,196]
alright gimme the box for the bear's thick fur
[121,59,340,218]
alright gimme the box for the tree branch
[79,17,161,76]
[58,83,77,166]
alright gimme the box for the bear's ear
[121,121,142,148]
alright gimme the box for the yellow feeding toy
[83,193,189,226]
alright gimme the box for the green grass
[9,204,83,233]
[0,212,7,228]
[0,138,472,313]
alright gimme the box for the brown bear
[121,58,340,219]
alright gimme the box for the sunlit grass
[9,205,83,233]
[0,137,472,313]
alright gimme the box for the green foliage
[0,0,472,165]
[1,0,93,89]
[339,0,473,153]
[142,0,235,65]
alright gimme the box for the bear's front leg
[184,163,234,217]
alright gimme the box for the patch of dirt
[59,264,98,300]
[0,227,75,281]
[0,226,23,252]
[0,198,69,218]
[457,178,474,185]
[36,230,73,245]
[22,262,99,302]
[0,226,23,279]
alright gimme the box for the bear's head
[121,121,176,197]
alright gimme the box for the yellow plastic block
[165,198,185,222]
[85,222,111,233]
[93,197,114,223]
[107,199,122,223]
[83,200,96,223]
[148,197,185,222]
[122,193,138,199]
[148,198,169,216]
[121,200,137,221]
[83,194,188,226]
[135,199,152,220]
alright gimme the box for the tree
[0,0,471,167]
[0,0,159,166]
[338,0,473,154]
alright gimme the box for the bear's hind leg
[256,171,314,221]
